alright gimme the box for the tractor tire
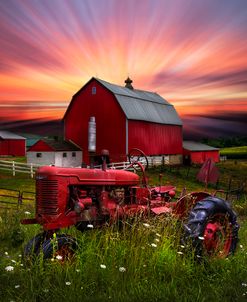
[183,196,239,258]
[23,233,45,262]
[41,234,78,262]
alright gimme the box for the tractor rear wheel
[42,234,78,262]
[183,196,239,258]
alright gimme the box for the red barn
[63,77,183,164]
[183,141,220,165]
[0,131,26,156]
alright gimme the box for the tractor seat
[152,185,176,195]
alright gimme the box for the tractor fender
[174,191,211,219]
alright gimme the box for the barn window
[63,152,67,158]
[36,153,42,158]
[92,86,96,94]
[72,152,76,157]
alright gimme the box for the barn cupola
[125,77,134,89]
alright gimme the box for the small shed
[183,141,219,165]
[27,138,82,167]
[20,133,42,150]
[0,131,26,156]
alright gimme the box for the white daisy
[5,266,14,272]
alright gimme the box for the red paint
[0,139,25,156]
[64,79,126,164]
[28,140,54,151]
[183,149,219,164]
[203,217,232,257]
[128,121,183,155]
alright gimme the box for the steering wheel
[127,148,149,171]
[126,149,149,187]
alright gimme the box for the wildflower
[24,211,31,215]
[43,289,49,293]
[143,264,147,267]
[76,269,80,272]
[180,245,185,249]
[4,251,8,256]
[155,238,160,242]
[177,251,183,255]
[18,255,22,258]
[87,224,94,229]
[5,266,14,272]
[20,264,24,267]
[65,282,71,286]
[242,283,247,287]
[51,258,54,262]
[11,260,16,263]
[198,236,204,240]
[56,255,63,260]
[196,255,201,258]
[119,267,126,273]
[15,285,20,289]
[100,264,106,269]
[240,245,243,249]
[151,243,157,248]
[156,233,161,237]
[143,223,150,228]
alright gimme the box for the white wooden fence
[0,160,41,178]
[0,156,169,178]
[94,157,168,170]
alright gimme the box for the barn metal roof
[96,78,182,126]
[0,131,26,140]
[183,141,219,151]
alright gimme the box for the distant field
[220,146,247,159]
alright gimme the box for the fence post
[12,161,15,176]
[18,191,23,207]
[30,163,33,178]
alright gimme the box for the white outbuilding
[27,138,82,167]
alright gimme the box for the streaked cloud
[0,0,247,137]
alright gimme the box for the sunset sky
[0,0,247,137]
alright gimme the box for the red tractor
[22,149,239,261]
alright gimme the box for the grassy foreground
[0,212,247,302]
[0,160,246,301]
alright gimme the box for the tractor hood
[36,166,140,186]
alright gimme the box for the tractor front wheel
[23,233,45,262]
[42,234,78,262]
[183,196,239,258]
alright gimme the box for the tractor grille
[36,179,59,215]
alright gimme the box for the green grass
[0,160,246,301]
[220,146,247,159]
[0,214,247,302]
